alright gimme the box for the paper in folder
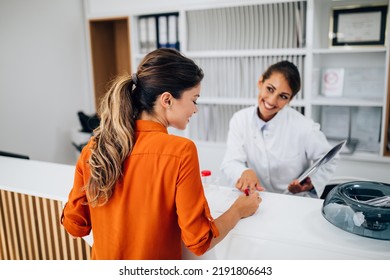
[297,139,346,183]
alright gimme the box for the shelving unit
[311,0,389,159]
[83,0,390,166]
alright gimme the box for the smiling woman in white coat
[220,61,338,198]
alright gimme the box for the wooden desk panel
[0,189,91,260]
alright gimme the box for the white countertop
[2,156,389,259]
[183,186,390,260]
[0,156,74,202]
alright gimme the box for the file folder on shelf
[138,13,180,52]
[168,14,179,50]
[138,17,148,53]
[158,16,168,49]
[147,17,157,51]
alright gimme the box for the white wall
[0,0,92,164]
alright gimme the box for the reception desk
[1,156,389,260]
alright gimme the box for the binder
[147,16,157,51]
[168,14,179,50]
[158,16,168,48]
[138,17,148,53]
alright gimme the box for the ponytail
[86,75,136,207]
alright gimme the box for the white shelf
[313,47,387,54]
[197,97,256,106]
[186,49,307,58]
[197,97,307,107]
[311,97,384,107]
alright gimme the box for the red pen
[244,187,250,196]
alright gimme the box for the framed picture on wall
[331,5,388,46]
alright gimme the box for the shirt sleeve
[175,140,219,256]
[220,111,250,187]
[61,146,92,237]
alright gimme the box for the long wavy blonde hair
[85,48,204,207]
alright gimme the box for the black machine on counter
[322,181,390,240]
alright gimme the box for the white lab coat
[220,106,338,197]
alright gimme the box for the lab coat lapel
[251,112,267,153]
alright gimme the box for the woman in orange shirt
[61,48,261,259]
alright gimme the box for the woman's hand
[236,169,265,193]
[209,189,262,250]
[232,191,262,218]
[288,177,313,194]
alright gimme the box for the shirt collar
[135,120,168,134]
[253,107,267,131]
[253,105,289,131]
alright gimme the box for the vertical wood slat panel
[2,190,15,259]
[50,199,61,259]
[33,196,47,260]
[13,192,26,259]
[8,190,19,259]
[0,189,91,260]
[28,194,40,259]
[21,194,33,260]
[0,190,10,259]
[42,198,52,259]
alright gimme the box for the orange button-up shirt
[61,120,219,259]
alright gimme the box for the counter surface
[0,156,74,202]
[183,186,390,259]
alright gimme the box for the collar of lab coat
[253,105,290,132]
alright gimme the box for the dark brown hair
[261,60,301,98]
